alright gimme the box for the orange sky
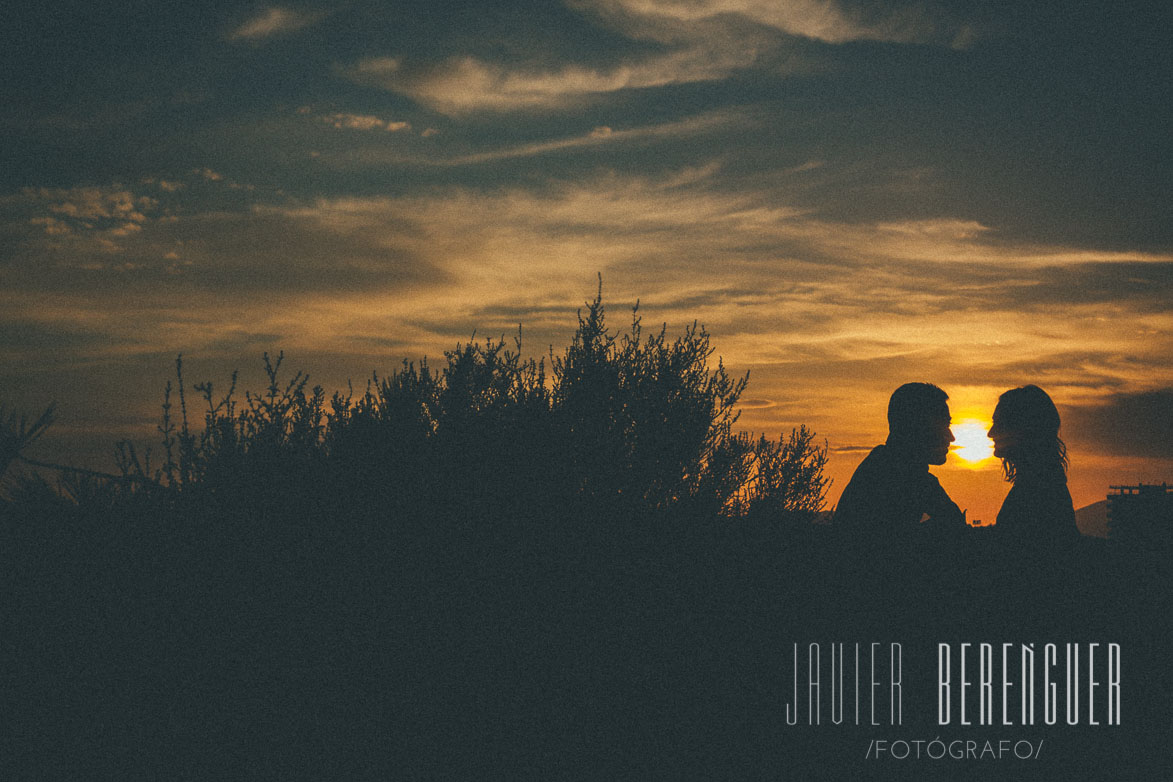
[3,1,1170,524]
[7,270,1168,528]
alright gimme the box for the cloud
[10,171,1170,328]
[167,208,448,294]
[29,216,73,236]
[0,319,131,355]
[11,186,161,258]
[1064,390,1173,459]
[317,113,743,169]
[34,186,155,224]
[996,262,1173,314]
[3,178,450,305]
[320,113,411,132]
[139,177,185,192]
[345,41,762,113]
[8,172,270,264]
[340,0,970,114]
[576,0,963,45]
[433,112,741,165]
[230,172,1170,389]
[230,7,319,41]
[342,0,972,115]
[785,160,825,174]
[6,169,1168,450]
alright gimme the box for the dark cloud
[471,301,592,320]
[935,353,1138,393]
[991,262,1173,314]
[169,211,450,294]
[3,202,451,299]
[202,329,287,352]
[0,320,131,361]
[1064,390,1173,459]
[344,335,413,351]
[830,444,874,454]
[855,259,1173,317]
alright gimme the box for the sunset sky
[3,0,1170,525]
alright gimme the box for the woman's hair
[993,384,1068,482]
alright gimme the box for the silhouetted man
[834,382,965,538]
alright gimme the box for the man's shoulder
[853,444,890,469]
[850,444,910,478]
[837,446,893,507]
[847,444,941,499]
[835,445,912,527]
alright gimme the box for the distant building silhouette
[1107,483,1173,547]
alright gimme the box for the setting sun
[950,419,995,464]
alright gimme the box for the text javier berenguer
[784,642,1121,727]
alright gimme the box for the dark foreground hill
[3,494,1168,780]
[1075,499,1110,538]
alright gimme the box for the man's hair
[887,382,949,434]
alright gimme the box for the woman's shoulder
[996,475,1078,537]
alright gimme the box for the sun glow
[950,419,995,464]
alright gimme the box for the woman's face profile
[987,408,1017,459]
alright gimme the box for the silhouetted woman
[987,385,1080,542]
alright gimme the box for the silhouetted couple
[834,382,1079,545]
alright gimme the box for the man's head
[886,382,953,465]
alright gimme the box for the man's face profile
[924,410,954,465]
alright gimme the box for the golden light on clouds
[950,419,995,465]
[5,167,1171,531]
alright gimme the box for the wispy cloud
[302,110,747,169]
[344,0,969,114]
[396,112,743,166]
[321,113,411,132]
[229,7,320,41]
[1065,389,1173,459]
[236,171,1171,385]
[345,42,763,114]
[10,171,1170,329]
[577,0,966,46]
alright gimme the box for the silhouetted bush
[0,403,55,495]
[25,286,828,527]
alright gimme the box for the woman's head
[987,385,1067,481]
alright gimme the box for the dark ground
[3,495,1169,781]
